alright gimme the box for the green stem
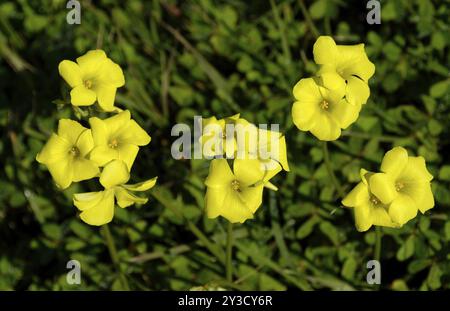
[270,0,292,63]
[298,0,320,39]
[101,224,130,290]
[322,141,344,198]
[226,222,233,282]
[374,227,382,263]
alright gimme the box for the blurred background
[0,0,449,290]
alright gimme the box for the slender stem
[270,0,292,63]
[322,141,344,198]
[374,227,382,263]
[298,0,320,39]
[226,222,233,282]
[101,224,130,290]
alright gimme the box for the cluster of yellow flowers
[291,36,375,141]
[342,147,434,232]
[200,115,289,223]
[291,36,435,231]
[36,50,157,226]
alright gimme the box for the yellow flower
[342,147,434,231]
[204,159,265,223]
[313,36,375,106]
[36,119,99,189]
[58,50,125,111]
[89,110,151,170]
[342,169,398,232]
[200,114,239,157]
[292,73,361,141]
[234,118,289,190]
[369,147,434,224]
[73,160,157,226]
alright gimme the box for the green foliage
[0,0,449,290]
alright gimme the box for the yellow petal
[399,156,433,182]
[58,60,82,87]
[337,45,375,82]
[73,191,105,211]
[234,159,265,187]
[346,76,370,106]
[319,71,346,95]
[309,112,341,141]
[104,110,131,136]
[123,177,158,192]
[260,159,282,182]
[417,183,434,214]
[264,181,278,191]
[36,133,71,164]
[368,173,397,205]
[342,182,369,207]
[89,117,109,146]
[292,78,323,102]
[98,58,125,87]
[336,44,366,65]
[76,129,95,157]
[329,99,362,129]
[353,203,372,232]
[313,36,338,64]
[96,84,117,112]
[239,184,264,213]
[117,143,139,170]
[79,189,115,226]
[371,205,398,228]
[89,145,119,167]
[220,190,254,223]
[388,193,418,226]
[401,182,434,214]
[46,158,73,189]
[100,159,130,189]
[76,50,107,77]
[115,187,147,208]
[70,85,97,106]
[72,158,99,182]
[205,159,234,188]
[118,120,151,146]
[292,101,318,131]
[380,147,408,179]
[57,119,87,145]
[277,135,290,171]
[205,187,228,219]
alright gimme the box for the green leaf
[427,264,442,289]
[396,235,415,261]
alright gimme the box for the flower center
[395,182,404,192]
[231,180,241,192]
[108,138,119,149]
[370,195,380,205]
[84,79,93,89]
[69,146,80,157]
[319,100,329,110]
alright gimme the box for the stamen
[231,180,241,192]
[320,100,329,110]
[84,80,93,89]
[370,195,380,205]
[395,182,404,192]
[69,146,80,157]
[108,138,119,149]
